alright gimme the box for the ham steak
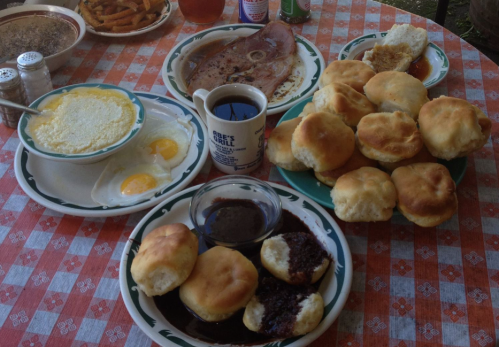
[187,21,297,99]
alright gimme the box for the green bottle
[279,0,311,24]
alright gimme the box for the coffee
[212,96,260,121]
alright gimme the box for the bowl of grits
[0,5,86,72]
[18,83,145,164]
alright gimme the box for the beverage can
[279,0,311,23]
[239,0,269,24]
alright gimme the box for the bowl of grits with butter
[18,83,145,164]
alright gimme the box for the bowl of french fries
[77,0,170,36]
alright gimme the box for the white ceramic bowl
[120,182,352,347]
[18,83,145,165]
[338,32,449,89]
[0,4,86,72]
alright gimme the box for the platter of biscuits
[338,25,449,89]
[120,177,352,347]
[268,23,491,227]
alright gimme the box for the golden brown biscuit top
[419,96,491,141]
[392,163,456,216]
[357,111,422,155]
[313,82,375,127]
[293,111,355,170]
[134,223,198,269]
[319,60,376,93]
[363,71,428,118]
[181,246,258,313]
[268,117,302,149]
[335,166,394,194]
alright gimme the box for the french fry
[111,15,156,32]
[117,0,139,11]
[97,8,134,21]
[132,10,147,25]
[78,1,102,28]
[80,0,162,33]
[103,4,118,15]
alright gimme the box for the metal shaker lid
[17,52,45,71]
[0,68,21,90]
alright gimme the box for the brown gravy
[0,15,77,61]
[354,48,432,82]
[153,209,324,345]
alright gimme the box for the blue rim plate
[276,96,468,210]
[120,182,352,347]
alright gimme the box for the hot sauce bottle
[239,0,269,24]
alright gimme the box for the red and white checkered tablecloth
[1,0,499,346]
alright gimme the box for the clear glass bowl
[189,175,282,248]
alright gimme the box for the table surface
[1,0,499,346]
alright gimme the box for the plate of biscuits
[120,178,352,347]
[268,32,491,227]
[337,24,449,89]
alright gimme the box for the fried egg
[91,154,172,207]
[138,119,193,169]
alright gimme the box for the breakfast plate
[162,24,325,116]
[75,0,171,38]
[338,32,449,89]
[120,182,352,347]
[276,96,468,210]
[14,92,209,217]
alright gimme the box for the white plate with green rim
[120,182,352,347]
[14,92,209,218]
[338,32,449,89]
[75,0,171,38]
[18,83,146,165]
[162,24,325,116]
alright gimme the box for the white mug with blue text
[193,84,267,175]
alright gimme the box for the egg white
[91,154,172,207]
[138,118,193,169]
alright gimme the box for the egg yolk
[121,174,157,195]
[149,139,178,160]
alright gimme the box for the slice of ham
[187,21,297,99]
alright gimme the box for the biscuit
[364,71,429,120]
[331,167,397,222]
[418,96,492,160]
[379,145,437,173]
[131,223,198,297]
[243,277,324,337]
[266,117,308,171]
[356,111,423,162]
[315,145,377,187]
[291,112,355,172]
[362,43,413,73]
[313,82,376,127]
[383,23,428,59]
[319,60,376,92]
[260,232,330,285]
[392,163,458,227]
[298,102,316,118]
[179,246,258,322]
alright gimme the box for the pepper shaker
[0,68,27,129]
[17,52,53,105]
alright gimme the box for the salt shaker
[0,68,27,129]
[17,52,53,104]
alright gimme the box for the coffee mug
[193,84,267,175]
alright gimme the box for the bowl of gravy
[0,5,86,72]
[189,175,282,248]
